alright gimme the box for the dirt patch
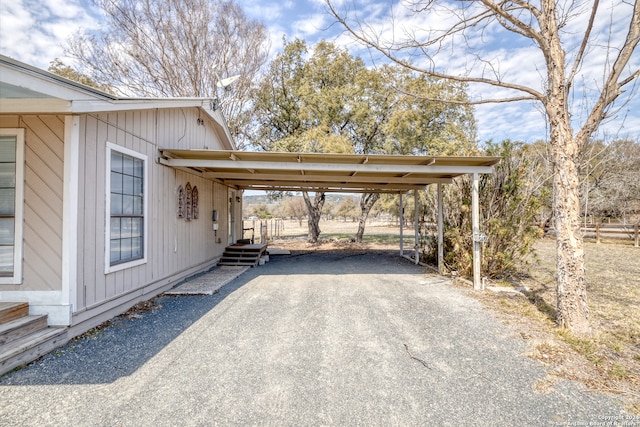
[271,237,399,253]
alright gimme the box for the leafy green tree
[352,70,478,242]
[253,40,370,242]
[252,38,307,152]
[335,197,358,222]
[383,73,477,156]
[254,39,477,242]
[251,204,272,220]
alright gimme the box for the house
[0,55,244,349]
[0,55,502,374]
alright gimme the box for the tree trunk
[303,191,325,243]
[550,121,591,336]
[542,11,591,335]
[354,193,380,243]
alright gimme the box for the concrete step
[218,259,259,267]
[0,327,67,375]
[0,315,48,346]
[0,302,29,325]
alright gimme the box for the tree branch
[576,1,640,143]
[326,1,545,101]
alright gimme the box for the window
[0,129,24,284]
[106,143,147,272]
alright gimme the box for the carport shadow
[0,250,430,386]
[258,248,429,276]
[0,275,254,386]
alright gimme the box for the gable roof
[0,55,235,149]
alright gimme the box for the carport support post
[472,173,481,290]
[437,183,444,274]
[399,193,404,256]
[414,189,419,264]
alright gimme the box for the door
[228,189,236,244]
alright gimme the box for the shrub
[420,140,546,278]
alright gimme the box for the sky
[1,0,638,144]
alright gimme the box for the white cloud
[293,13,330,38]
[0,0,99,68]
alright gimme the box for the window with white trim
[106,143,147,272]
[0,129,24,284]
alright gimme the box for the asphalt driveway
[0,250,629,426]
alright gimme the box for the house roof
[159,149,501,193]
[0,54,235,149]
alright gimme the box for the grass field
[243,218,407,246]
[260,219,640,414]
[501,238,640,414]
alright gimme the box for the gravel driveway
[0,250,629,426]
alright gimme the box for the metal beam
[237,185,405,193]
[414,189,419,265]
[202,171,453,185]
[399,193,404,256]
[472,172,481,290]
[220,179,426,191]
[437,183,444,274]
[160,157,494,175]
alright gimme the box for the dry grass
[477,238,640,414]
[264,220,640,413]
[255,218,407,249]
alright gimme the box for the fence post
[596,223,601,244]
[635,224,639,248]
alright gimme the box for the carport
[158,149,500,289]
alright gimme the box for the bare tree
[283,196,307,226]
[328,0,640,335]
[66,0,269,148]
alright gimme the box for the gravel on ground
[0,250,631,426]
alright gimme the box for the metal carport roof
[158,149,501,193]
[159,148,500,290]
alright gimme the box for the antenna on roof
[216,75,240,90]
[210,74,241,111]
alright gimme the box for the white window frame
[0,129,25,285]
[104,142,148,274]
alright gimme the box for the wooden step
[221,253,262,259]
[224,250,262,256]
[226,244,267,252]
[218,243,267,267]
[0,315,48,346]
[224,248,265,255]
[0,302,29,325]
[0,327,67,375]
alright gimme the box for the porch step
[0,302,29,324]
[0,302,68,376]
[218,243,268,267]
[0,315,48,346]
[0,327,67,375]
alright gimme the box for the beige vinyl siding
[156,108,225,150]
[75,109,229,312]
[0,115,64,292]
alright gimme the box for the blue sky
[1,0,638,144]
